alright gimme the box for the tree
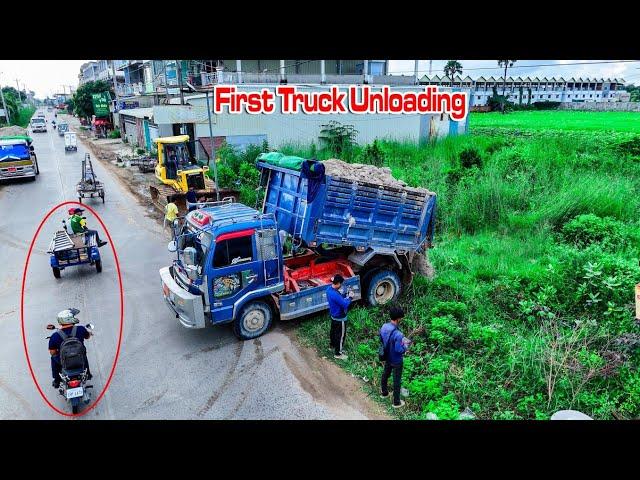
[444,60,463,86]
[0,87,20,126]
[71,80,112,121]
[497,60,517,113]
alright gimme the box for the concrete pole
[205,90,220,201]
[363,59,369,83]
[0,74,10,125]
[414,60,420,84]
[15,79,22,103]
[236,60,243,83]
[320,60,326,84]
[429,60,433,76]
[280,60,286,83]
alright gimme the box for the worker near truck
[68,208,108,247]
[379,306,411,408]
[326,274,354,360]
[186,186,198,212]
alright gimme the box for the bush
[533,101,561,110]
[561,214,636,250]
[108,128,121,139]
[358,140,385,167]
[459,147,482,169]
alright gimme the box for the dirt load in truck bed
[0,126,28,136]
[322,158,432,195]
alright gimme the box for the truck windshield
[177,225,212,267]
[31,119,44,124]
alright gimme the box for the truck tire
[366,269,401,306]
[52,267,61,279]
[233,301,273,340]
[95,260,102,273]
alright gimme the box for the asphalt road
[0,112,387,420]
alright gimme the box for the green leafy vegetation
[0,86,32,127]
[210,111,640,419]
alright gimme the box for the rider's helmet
[57,308,80,325]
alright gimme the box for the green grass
[218,120,640,420]
[470,111,640,134]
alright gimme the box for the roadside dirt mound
[412,251,435,279]
[0,126,27,136]
[322,158,431,194]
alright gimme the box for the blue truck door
[207,229,262,323]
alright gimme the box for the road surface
[0,113,388,420]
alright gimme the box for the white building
[116,84,470,155]
[420,76,628,106]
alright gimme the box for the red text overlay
[213,85,468,121]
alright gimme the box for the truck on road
[160,155,436,340]
[0,136,39,181]
[30,117,47,133]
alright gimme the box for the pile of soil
[322,158,432,194]
[0,126,27,136]
[411,251,435,279]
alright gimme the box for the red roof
[93,119,110,126]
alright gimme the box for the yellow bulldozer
[149,135,239,212]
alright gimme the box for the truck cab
[160,202,284,339]
[0,137,39,180]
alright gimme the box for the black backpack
[378,326,398,362]
[58,326,86,372]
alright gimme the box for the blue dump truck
[159,154,437,340]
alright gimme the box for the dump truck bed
[257,160,436,251]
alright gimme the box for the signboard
[0,108,5,118]
[92,92,111,117]
[118,100,140,110]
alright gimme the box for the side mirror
[86,323,94,330]
[30,146,35,152]
[167,241,177,253]
[46,324,56,330]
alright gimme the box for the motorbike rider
[68,207,108,247]
[49,309,92,388]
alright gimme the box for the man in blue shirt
[49,309,92,388]
[379,306,410,408]
[326,274,354,360]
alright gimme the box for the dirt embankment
[62,114,164,224]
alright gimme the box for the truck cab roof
[184,202,275,237]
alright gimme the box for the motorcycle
[46,322,95,414]
[52,121,57,130]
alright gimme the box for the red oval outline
[20,201,124,417]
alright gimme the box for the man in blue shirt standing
[379,306,410,408]
[326,274,354,360]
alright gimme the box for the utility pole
[176,59,185,105]
[0,73,10,125]
[15,79,22,103]
[429,60,433,76]
[176,60,185,136]
[205,90,220,201]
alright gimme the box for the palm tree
[444,60,463,87]
[497,60,517,112]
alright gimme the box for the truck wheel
[233,301,273,340]
[95,260,102,273]
[52,267,61,279]
[366,269,401,306]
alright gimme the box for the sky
[1,60,638,99]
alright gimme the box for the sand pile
[322,158,431,194]
[0,126,27,136]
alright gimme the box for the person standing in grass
[326,274,354,360]
[380,306,411,408]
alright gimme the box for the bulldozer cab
[156,135,199,180]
